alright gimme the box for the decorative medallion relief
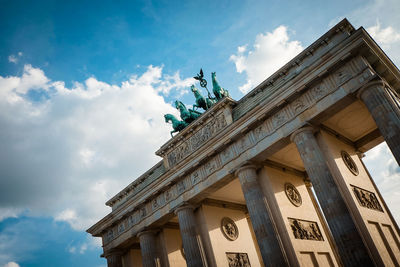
[288,218,324,241]
[351,185,383,212]
[284,183,302,207]
[226,252,251,267]
[221,217,239,241]
[341,150,359,175]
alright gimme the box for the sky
[0,0,399,266]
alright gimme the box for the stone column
[175,204,207,267]
[235,165,287,266]
[291,127,373,266]
[138,230,160,267]
[105,251,123,267]
[358,80,400,165]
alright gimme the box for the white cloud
[330,0,400,66]
[230,26,303,94]
[364,142,400,223]
[2,262,20,267]
[68,246,76,254]
[8,55,18,64]
[0,64,185,231]
[68,243,87,254]
[80,243,88,254]
[367,21,400,49]
[7,52,23,64]
[0,208,23,221]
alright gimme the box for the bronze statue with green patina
[164,114,188,137]
[190,85,216,111]
[163,69,230,137]
[175,100,202,124]
[211,72,229,101]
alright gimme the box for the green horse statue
[211,72,229,101]
[190,85,216,111]
[164,114,188,137]
[175,100,202,124]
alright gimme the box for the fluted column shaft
[175,205,207,267]
[106,251,123,267]
[236,165,287,266]
[291,127,373,266]
[138,230,159,267]
[358,80,400,165]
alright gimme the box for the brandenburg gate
[88,19,400,266]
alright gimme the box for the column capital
[304,178,312,188]
[357,79,388,99]
[104,249,123,258]
[234,164,258,177]
[104,249,124,267]
[290,126,317,142]
[137,229,159,238]
[174,203,195,215]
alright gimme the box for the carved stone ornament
[352,185,383,212]
[284,183,302,207]
[226,252,251,267]
[288,218,324,241]
[341,150,359,175]
[221,217,239,241]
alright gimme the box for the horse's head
[175,100,185,110]
[190,85,197,92]
[211,72,216,79]
[164,114,171,123]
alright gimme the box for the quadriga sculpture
[164,70,230,138]
[175,100,201,124]
[211,72,229,100]
[164,114,188,137]
[190,85,216,111]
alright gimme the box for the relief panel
[226,252,251,267]
[288,218,324,241]
[351,185,383,212]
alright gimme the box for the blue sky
[0,0,399,266]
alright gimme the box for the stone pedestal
[358,80,400,165]
[105,251,123,267]
[235,165,287,266]
[175,204,207,267]
[291,127,373,266]
[138,230,160,267]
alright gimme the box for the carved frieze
[166,112,228,167]
[284,183,302,207]
[226,252,251,267]
[272,109,289,129]
[288,218,324,241]
[118,223,125,234]
[334,65,352,85]
[221,217,239,241]
[341,150,359,175]
[204,156,219,176]
[190,169,201,185]
[177,180,186,193]
[220,145,236,165]
[351,185,383,212]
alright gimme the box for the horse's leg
[170,130,175,137]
